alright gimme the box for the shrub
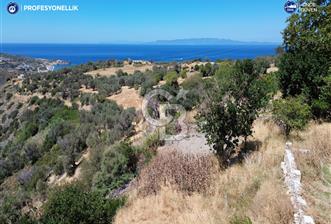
[53,157,65,176]
[93,142,139,192]
[5,92,13,100]
[0,194,28,224]
[8,109,19,119]
[164,71,178,85]
[254,57,271,74]
[199,62,218,77]
[180,70,187,78]
[43,121,72,151]
[272,97,311,136]
[230,216,253,224]
[17,169,33,186]
[16,102,23,109]
[16,122,39,143]
[29,96,39,105]
[137,150,219,196]
[143,132,164,151]
[26,166,49,190]
[41,184,125,224]
[23,143,41,164]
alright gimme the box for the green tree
[278,1,331,118]
[198,60,272,166]
[41,184,124,224]
[272,97,311,136]
[311,68,331,119]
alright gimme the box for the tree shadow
[229,140,262,166]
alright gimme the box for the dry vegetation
[85,64,153,77]
[115,120,294,224]
[136,150,220,196]
[292,123,331,224]
[108,86,142,109]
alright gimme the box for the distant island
[149,38,279,45]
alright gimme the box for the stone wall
[281,142,315,224]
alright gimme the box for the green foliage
[262,71,279,96]
[230,216,253,224]
[311,70,331,119]
[16,122,39,143]
[41,184,125,224]
[22,166,49,191]
[23,143,41,164]
[254,57,272,75]
[199,62,218,77]
[198,59,273,166]
[0,194,29,224]
[29,96,39,105]
[93,142,139,192]
[43,121,72,152]
[180,70,187,78]
[143,132,164,151]
[181,73,202,89]
[0,62,171,221]
[0,196,19,223]
[279,1,331,118]
[272,97,311,136]
[180,74,205,110]
[164,71,178,85]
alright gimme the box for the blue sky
[1,0,290,43]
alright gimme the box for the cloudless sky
[1,0,290,43]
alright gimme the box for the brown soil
[85,64,153,77]
[108,86,142,110]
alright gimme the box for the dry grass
[115,120,293,224]
[136,150,220,196]
[85,64,153,77]
[108,86,142,110]
[293,122,331,224]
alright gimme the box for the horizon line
[1,38,281,45]
[1,42,281,45]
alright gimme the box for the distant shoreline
[1,43,278,66]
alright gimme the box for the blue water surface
[1,44,278,66]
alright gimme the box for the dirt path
[158,125,211,155]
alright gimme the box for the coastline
[1,43,278,66]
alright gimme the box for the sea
[1,43,278,68]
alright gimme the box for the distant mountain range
[148,38,279,45]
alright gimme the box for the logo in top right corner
[284,1,298,14]
[300,2,318,13]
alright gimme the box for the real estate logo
[7,2,19,14]
[142,89,188,141]
[300,2,318,13]
[284,1,298,13]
